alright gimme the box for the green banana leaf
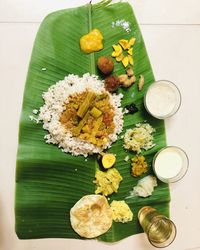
[15,0,170,242]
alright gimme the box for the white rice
[38,73,124,157]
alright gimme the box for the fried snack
[97,56,114,75]
[70,194,112,238]
[104,75,120,92]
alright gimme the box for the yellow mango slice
[119,39,129,50]
[116,53,125,62]
[112,44,123,57]
[128,48,133,55]
[128,55,133,65]
[80,29,103,54]
[128,37,136,48]
[122,56,129,67]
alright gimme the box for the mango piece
[112,44,123,57]
[122,56,129,68]
[119,39,129,50]
[128,37,136,48]
[128,48,133,56]
[116,53,125,62]
[80,29,103,54]
[112,37,136,67]
[128,55,133,65]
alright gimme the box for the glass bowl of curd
[144,80,181,119]
[153,146,189,183]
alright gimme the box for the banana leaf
[15,0,170,242]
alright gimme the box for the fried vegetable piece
[77,92,96,118]
[138,75,145,91]
[122,76,136,88]
[91,116,103,137]
[73,111,90,136]
[104,75,120,92]
[102,153,116,169]
[97,56,114,75]
[126,67,134,77]
[131,155,148,177]
[119,68,136,88]
[90,107,102,118]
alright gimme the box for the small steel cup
[138,206,177,248]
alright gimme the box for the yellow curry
[60,91,115,147]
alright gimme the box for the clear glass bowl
[144,80,182,119]
[153,146,189,183]
[138,206,177,248]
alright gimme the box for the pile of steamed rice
[38,73,124,157]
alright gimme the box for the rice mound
[38,73,124,157]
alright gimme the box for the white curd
[153,146,188,183]
[145,80,181,119]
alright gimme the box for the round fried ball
[104,75,120,92]
[97,56,114,75]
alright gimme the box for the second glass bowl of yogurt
[144,80,181,119]
[152,146,189,183]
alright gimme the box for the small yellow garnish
[122,56,129,68]
[94,168,123,196]
[110,200,133,223]
[128,37,136,48]
[128,55,133,65]
[112,44,123,57]
[128,48,133,56]
[80,29,103,54]
[119,39,129,50]
[116,53,125,62]
[112,37,135,67]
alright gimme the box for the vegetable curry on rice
[60,90,115,147]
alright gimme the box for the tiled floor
[0,1,200,250]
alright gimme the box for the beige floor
[0,1,200,249]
